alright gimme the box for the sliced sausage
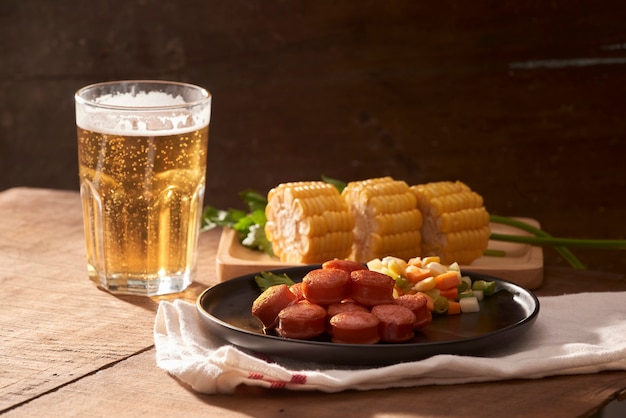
[329,311,381,344]
[251,284,299,329]
[302,268,351,305]
[395,293,433,330]
[371,304,416,343]
[289,282,305,300]
[322,259,367,274]
[349,269,395,307]
[276,300,327,340]
[326,301,369,334]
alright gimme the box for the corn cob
[341,177,422,263]
[264,181,354,264]
[410,181,490,265]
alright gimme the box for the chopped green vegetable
[472,279,496,296]
[457,277,471,293]
[254,271,295,292]
[489,215,585,269]
[433,296,449,315]
[489,232,626,250]
[395,276,412,294]
[483,249,506,257]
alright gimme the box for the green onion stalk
[488,215,626,270]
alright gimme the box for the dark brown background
[1,0,624,273]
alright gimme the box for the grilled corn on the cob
[342,177,422,263]
[264,181,354,263]
[410,181,490,265]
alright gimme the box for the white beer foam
[77,91,210,136]
[96,91,187,107]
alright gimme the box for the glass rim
[75,80,211,111]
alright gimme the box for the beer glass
[75,81,211,296]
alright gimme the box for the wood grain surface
[1,187,625,417]
[0,188,214,412]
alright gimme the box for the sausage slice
[371,304,416,343]
[329,311,381,344]
[276,300,327,340]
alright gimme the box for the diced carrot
[447,301,461,315]
[439,287,459,301]
[434,271,461,290]
[405,266,432,283]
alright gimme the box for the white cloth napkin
[154,292,626,394]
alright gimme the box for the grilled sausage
[329,311,381,344]
[371,304,416,342]
[322,259,367,274]
[251,284,299,329]
[276,300,327,339]
[289,282,305,300]
[348,269,395,307]
[395,293,432,330]
[326,301,370,334]
[302,268,351,305]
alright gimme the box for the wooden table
[1,187,625,417]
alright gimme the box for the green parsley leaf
[254,271,295,292]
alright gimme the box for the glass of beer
[75,80,211,296]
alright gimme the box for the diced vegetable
[382,256,408,274]
[434,270,462,290]
[459,297,480,313]
[366,258,384,271]
[405,265,433,283]
[448,262,461,272]
[423,288,441,300]
[438,287,459,300]
[425,261,448,276]
[447,300,462,315]
[413,276,437,292]
[394,276,412,293]
[365,254,498,316]
[472,279,496,296]
[460,276,472,290]
[421,256,441,265]
[433,296,449,315]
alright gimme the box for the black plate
[196,266,540,366]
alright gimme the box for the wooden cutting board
[216,217,543,289]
